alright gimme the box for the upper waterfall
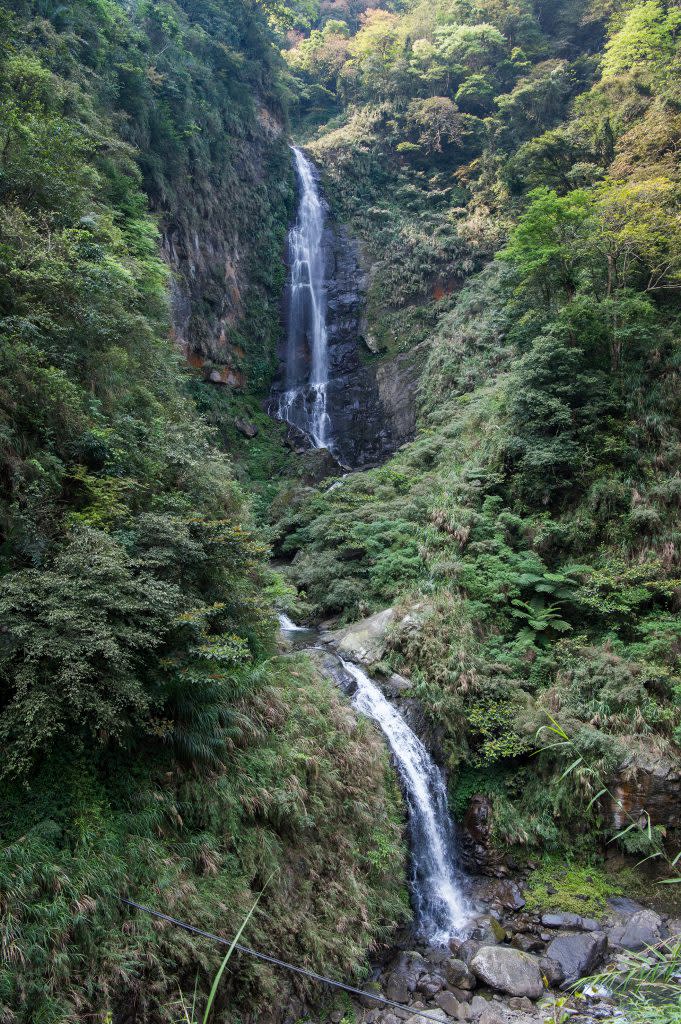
[275,146,332,449]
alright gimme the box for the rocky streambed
[335,891,680,1024]
[278,610,681,1024]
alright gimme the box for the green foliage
[524,858,623,917]
[0,658,409,1023]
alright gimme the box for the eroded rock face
[606,749,681,832]
[469,946,544,999]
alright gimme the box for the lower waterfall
[342,660,468,943]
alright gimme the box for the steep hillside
[275,0,681,886]
[0,3,408,1021]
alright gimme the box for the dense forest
[0,0,680,1022]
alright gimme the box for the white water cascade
[342,660,469,944]
[276,146,332,449]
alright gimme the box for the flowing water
[275,147,332,449]
[342,660,468,943]
[278,616,468,943]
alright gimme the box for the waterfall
[276,146,332,450]
[341,660,469,944]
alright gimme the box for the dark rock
[470,946,544,999]
[545,931,607,986]
[447,954,478,985]
[469,916,506,945]
[449,988,472,1003]
[457,940,485,966]
[359,982,385,1008]
[460,796,506,876]
[493,880,525,910]
[541,913,583,929]
[469,995,491,1016]
[425,948,451,966]
[269,188,424,468]
[511,933,543,953]
[538,957,564,987]
[234,417,258,438]
[385,973,409,1004]
[478,1010,503,1024]
[608,909,663,951]
[606,749,681,832]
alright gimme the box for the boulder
[234,417,258,438]
[478,1011,503,1024]
[326,607,396,666]
[469,995,491,1016]
[384,952,428,1002]
[494,880,526,910]
[545,931,607,985]
[470,946,544,999]
[445,959,477,990]
[608,909,663,951]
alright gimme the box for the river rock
[435,991,461,1017]
[470,947,544,999]
[545,931,607,985]
[538,956,564,987]
[608,908,663,951]
[494,880,526,910]
[510,933,543,954]
[446,958,477,989]
[469,995,490,1016]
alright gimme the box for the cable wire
[119,898,448,1023]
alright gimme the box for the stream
[278,615,469,945]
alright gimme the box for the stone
[545,931,607,986]
[359,982,384,1008]
[478,1011,503,1024]
[508,997,534,1011]
[494,880,526,910]
[541,913,582,929]
[449,988,472,1003]
[608,909,663,951]
[330,1013,343,1023]
[405,1010,446,1024]
[385,973,409,1004]
[469,996,490,1016]
[470,916,506,944]
[234,417,258,438]
[538,956,564,988]
[377,1015,399,1024]
[510,933,542,954]
[445,959,477,990]
[470,947,544,999]
[385,952,429,1000]
[426,948,451,966]
[455,1003,473,1021]
[458,940,484,966]
[435,991,461,1017]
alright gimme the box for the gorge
[2,1,681,1023]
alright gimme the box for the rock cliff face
[157,111,292,388]
[273,202,423,468]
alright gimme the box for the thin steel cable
[119,898,449,1023]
